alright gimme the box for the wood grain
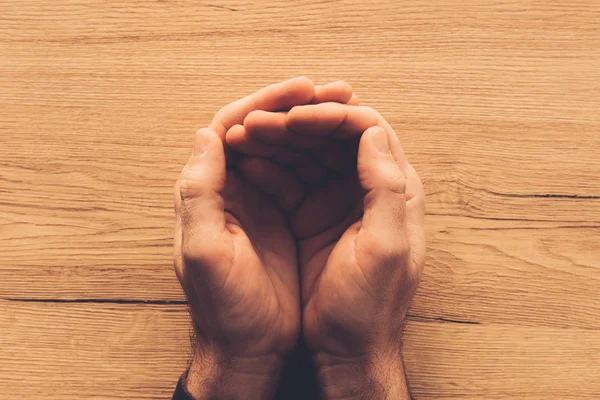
[1,302,598,399]
[1,0,599,398]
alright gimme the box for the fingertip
[292,75,315,99]
[285,105,302,128]
[287,103,301,118]
[295,75,314,87]
[348,93,359,105]
[273,76,315,109]
[332,79,352,90]
[242,110,258,129]
[330,80,353,100]
[287,102,330,123]
[243,109,282,131]
[224,124,245,146]
[313,80,353,104]
[194,128,221,156]
[243,109,272,125]
[358,126,405,191]
[360,126,393,162]
[186,129,227,192]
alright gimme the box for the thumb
[357,126,408,257]
[176,128,229,269]
[179,128,226,200]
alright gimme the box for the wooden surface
[1,1,599,399]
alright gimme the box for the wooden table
[1,1,599,399]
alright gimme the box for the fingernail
[369,126,390,154]
[193,128,212,156]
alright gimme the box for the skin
[175,79,425,399]
[174,77,358,399]
[230,103,425,399]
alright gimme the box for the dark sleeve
[172,372,194,400]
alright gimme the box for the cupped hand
[227,103,425,399]
[174,78,357,399]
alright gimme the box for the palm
[289,169,382,353]
[290,170,362,299]
[226,111,378,351]
[227,101,427,360]
[189,170,300,357]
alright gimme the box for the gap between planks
[0,297,480,325]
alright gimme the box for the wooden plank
[1,1,598,303]
[1,0,599,398]
[403,318,600,399]
[413,216,600,330]
[1,105,598,222]
[0,301,598,400]
[0,301,190,400]
[1,215,599,331]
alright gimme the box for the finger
[356,126,408,249]
[244,110,328,149]
[386,126,421,202]
[233,116,358,173]
[226,124,326,184]
[226,124,277,156]
[238,157,305,212]
[209,76,315,138]
[287,103,409,170]
[312,80,353,104]
[347,93,359,106]
[178,128,230,267]
[287,103,381,138]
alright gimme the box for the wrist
[313,350,411,400]
[185,344,283,400]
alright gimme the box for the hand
[173,78,357,399]
[227,103,425,399]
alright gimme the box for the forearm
[314,351,412,400]
[184,345,283,400]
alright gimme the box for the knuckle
[362,235,404,264]
[181,243,207,267]
[387,173,407,195]
[408,247,425,282]
[178,165,209,200]
[182,238,230,269]
[376,242,401,263]
[360,162,407,196]
[173,177,182,204]
[365,223,411,258]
